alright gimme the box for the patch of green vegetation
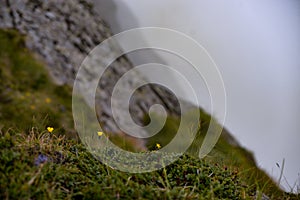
[0,28,298,199]
[0,29,74,137]
[0,128,251,199]
[145,111,298,199]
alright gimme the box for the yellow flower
[47,127,54,133]
[30,105,36,110]
[45,98,51,103]
[156,143,161,149]
[97,131,103,136]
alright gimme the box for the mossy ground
[0,29,298,199]
[0,29,74,136]
[1,128,250,199]
[145,113,299,199]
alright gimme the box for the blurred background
[93,0,300,192]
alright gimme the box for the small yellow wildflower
[30,105,36,110]
[156,143,161,149]
[97,131,103,136]
[25,92,31,97]
[45,98,51,103]
[47,127,54,133]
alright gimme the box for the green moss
[144,110,299,199]
[0,29,74,136]
[0,128,252,199]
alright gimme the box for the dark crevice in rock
[65,18,72,32]
[5,0,16,28]
[78,0,94,13]
[73,41,87,54]
[16,10,23,19]
[148,86,172,113]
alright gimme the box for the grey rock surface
[0,0,185,137]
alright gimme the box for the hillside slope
[0,29,298,199]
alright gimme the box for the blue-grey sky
[94,0,300,192]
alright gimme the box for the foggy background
[93,0,300,192]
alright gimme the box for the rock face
[0,0,183,135]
